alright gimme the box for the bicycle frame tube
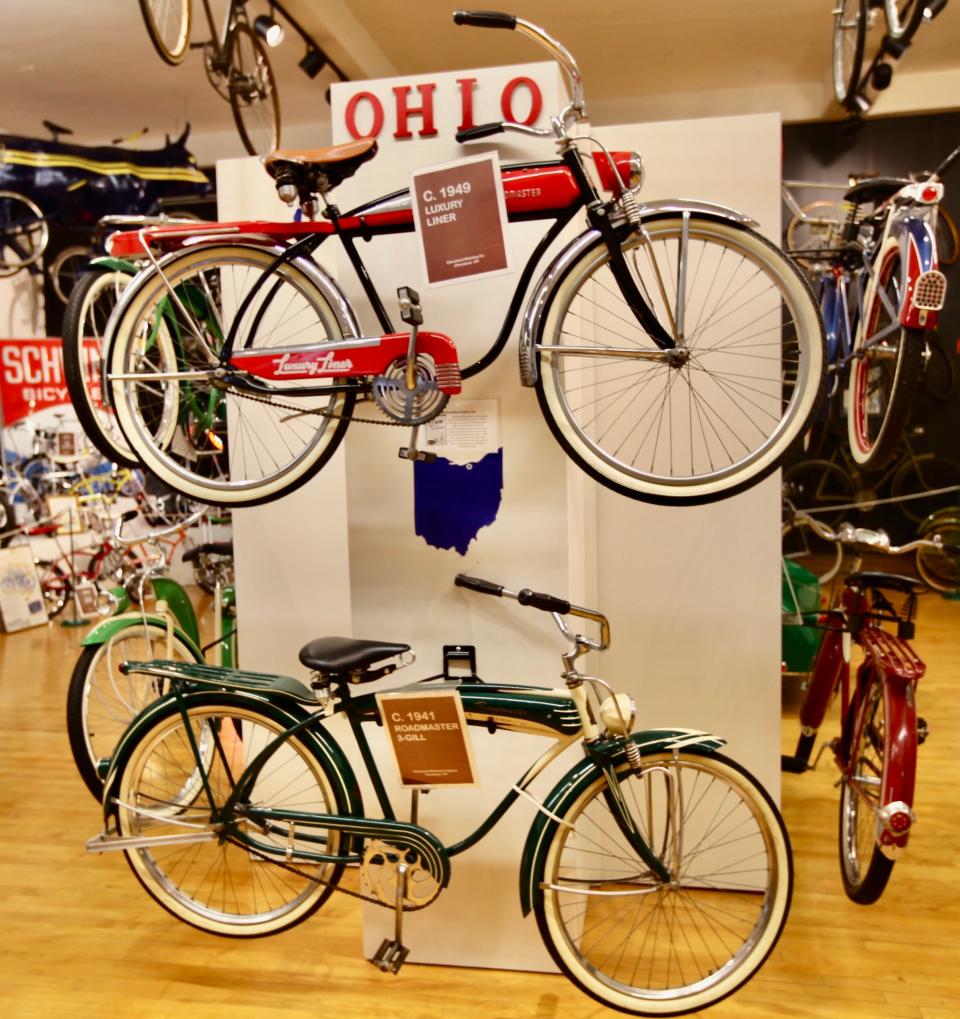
[798,611,848,734]
[145,151,674,375]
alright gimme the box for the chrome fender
[102,241,362,398]
[518,200,758,386]
[518,729,725,916]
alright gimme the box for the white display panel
[220,76,782,971]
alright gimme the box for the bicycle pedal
[371,938,409,974]
[917,717,929,745]
[398,447,437,463]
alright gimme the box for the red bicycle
[781,512,957,903]
[101,10,825,509]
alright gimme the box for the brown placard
[411,152,511,287]
[376,689,478,787]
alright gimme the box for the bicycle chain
[225,833,432,912]
[227,380,409,428]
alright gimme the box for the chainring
[372,356,449,425]
[361,838,441,909]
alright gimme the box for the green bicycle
[88,573,791,1016]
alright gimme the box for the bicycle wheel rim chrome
[229,23,280,156]
[0,191,48,272]
[109,245,353,506]
[833,0,865,105]
[839,682,886,887]
[884,0,924,40]
[69,269,139,464]
[139,0,191,64]
[846,244,923,468]
[537,218,824,504]
[117,702,341,935]
[78,627,198,789]
[538,752,791,1014]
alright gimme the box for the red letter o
[344,92,384,140]
[501,77,543,126]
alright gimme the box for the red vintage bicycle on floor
[100,10,825,510]
[781,511,958,903]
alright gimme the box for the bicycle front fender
[101,689,364,825]
[80,612,204,662]
[518,201,758,386]
[86,254,140,274]
[898,218,944,329]
[518,728,725,916]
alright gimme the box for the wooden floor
[1,591,958,1019]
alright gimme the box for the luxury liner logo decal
[272,351,354,375]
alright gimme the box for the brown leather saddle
[263,138,378,204]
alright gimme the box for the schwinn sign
[331,62,557,143]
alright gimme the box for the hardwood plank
[0,590,957,1018]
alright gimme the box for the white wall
[222,77,782,970]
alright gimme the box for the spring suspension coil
[621,188,643,227]
[624,739,642,771]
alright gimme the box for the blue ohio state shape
[413,450,503,555]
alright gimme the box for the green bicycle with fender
[87,572,791,1017]
[66,507,235,798]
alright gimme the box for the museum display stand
[217,59,782,971]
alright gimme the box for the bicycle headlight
[626,151,644,190]
[599,693,636,736]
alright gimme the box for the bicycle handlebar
[790,511,948,557]
[455,573,610,649]
[454,122,505,143]
[456,573,572,613]
[452,10,517,29]
[112,506,205,546]
[453,10,585,127]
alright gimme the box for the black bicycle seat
[43,119,73,139]
[182,541,234,563]
[299,636,410,679]
[844,571,924,595]
[843,177,910,206]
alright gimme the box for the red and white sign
[0,337,99,425]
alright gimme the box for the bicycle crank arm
[85,830,215,853]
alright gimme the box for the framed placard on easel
[410,152,511,287]
[376,689,478,788]
[47,495,83,534]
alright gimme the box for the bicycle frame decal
[229,332,463,394]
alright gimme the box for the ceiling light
[254,15,285,48]
[299,47,327,78]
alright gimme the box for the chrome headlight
[599,693,636,736]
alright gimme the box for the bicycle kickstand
[371,862,410,974]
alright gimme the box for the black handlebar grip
[517,588,571,615]
[453,10,517,29]
[455,122,505,143]
[120,509,139,523]
[455,574,504,597]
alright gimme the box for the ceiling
[1,0,958,164]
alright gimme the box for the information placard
[376,689,478,787]
[0,546,47,631]
[411,153,511,287]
